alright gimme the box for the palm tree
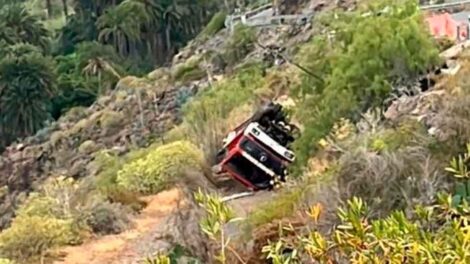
[161,0,189,53]
[97,5,141,56]
[0,4,50,51]
[61,0,69,17]
[46,0,53,18]
[0,45,56,140]
[118,0,163,59]
[82,56,121,95]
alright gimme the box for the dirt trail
[53,189,181,264]
[52,178,279,264]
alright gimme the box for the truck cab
[214,102,298,191]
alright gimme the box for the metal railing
[420,0,470,10]
[225,4,314,31]
[224,0,470,31]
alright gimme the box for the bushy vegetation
[0,215,75,261]
[171,55,206,83]
[200,11,228,38]
[93,149,154,212]
[0,176,131,262]
[117,140,205,194]
[223,24,256,65]
[292,0,441,170]
[181,63,265,163]
[0,0,235,151]
[185,145,470,263]
[261,144,470,263]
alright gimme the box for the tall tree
[46,0,53,18]
[0,4,50,51]
[0,44,56,142]
[61,0,69,17]
[82,57,121,95]
[97,5,141,56]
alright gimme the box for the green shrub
[11,176,131,256]
[0,216,75,261]
[117,140,204,194]
[84,201,131,235]
[200,11,227,37]
[16,177,85,221]
[99,110,125,135]
[292,0,440,171]
[78,140,98,154]
[0,258,13,264]
[182,64,264,163]
[171,55,205,83]
[336,145,448,217]
[223,24,256,65]
[368,120,430,152]
[93,149,152,211]
[262,194,470,263]
[246,188,304,229]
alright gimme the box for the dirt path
[51,178,280,264]
[53,189,181,264]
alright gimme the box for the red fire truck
[214,101,299,191]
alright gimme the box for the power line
[255,40,325,84]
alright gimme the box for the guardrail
[224,1,470,32]
[245,3,273,19]
[245,13,314,27]
[225,5,313,31]
[421,0,470,10]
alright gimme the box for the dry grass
[183,102,254,164]
[432,94,470,150]
[337,145,448,217]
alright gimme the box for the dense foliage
[291,0,441,170]
[0,0,236,151]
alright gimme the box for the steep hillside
[0,1,321,261]
[3,0,470,263]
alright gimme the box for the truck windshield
[225,153,271,186]
[239,138,285,176]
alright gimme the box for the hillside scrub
[292,0,441,170]
[186,145,470,263]
[261,144,470,263]
[0,176,132,262]
[223,23,256,66]
[0,215,75,261]
[117,140,205,194]
[200,11,227,38]
[171,55,206,83]
[182,63,265,163]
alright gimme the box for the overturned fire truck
[214,101,300,191]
